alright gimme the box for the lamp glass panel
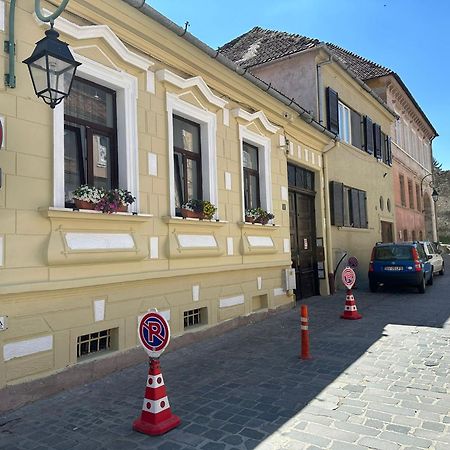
[29,55,49,93]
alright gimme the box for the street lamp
[22,25,81,108]
[432,188,439,203]
[5,0,80,108]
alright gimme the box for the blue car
[368,242,433,293]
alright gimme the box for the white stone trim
[219,295,244,308]
[281,186,288,202]
[283,238,290,253]
[94,299,105,322]
[4,335,53,361]
[232,108,278,134]
[53,53,139,210]
[157,69,227,109]
[223,108,230,127]
[149,237,159,259]
[159,309,171,322]
[297,145,302,159]
[273,288,285,297]
[37,10,153,72]
[0,235,4,266]
[0,115,5,149]
[166,92,218,217]
[65,232,135,250]
[257,277,262,290]
[0,1,4,32]
[177,234,218,249]
[147,70,155,94]
[227,237,234,256]
[192,285,200,302]
[239,125,273,219]
[148,152,158,176]
[225,172,232,191]
[247,236,274,247]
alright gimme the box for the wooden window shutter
[350,110,362,149]
[386,136,393,166]
[380,131,387,162]
[330,181,344,227]
[326,87,339,135]
[373,123,382,159]
[350,189,361,228]
[358,190,368,228]
[363,116,374,154]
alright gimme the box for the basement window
[183,308,207,329]
[77,328,116,359]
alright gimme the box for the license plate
[384,266,403,271]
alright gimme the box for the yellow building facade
[0,0,335,399]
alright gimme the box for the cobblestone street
[1,264,449,450]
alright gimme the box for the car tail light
[412,248,422,271]
[369,248,375,272]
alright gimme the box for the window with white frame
[338,102,351,144]
[239,125,272,218]
[53,54,139,210]
[166,93,218,217]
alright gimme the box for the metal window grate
[183,308,205,329]
[77,329,112,359]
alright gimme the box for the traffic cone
[341,289,362,320]
[133,358,180,436]
[299,304,312,360]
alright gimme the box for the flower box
[180,208,205,219]
[74,199,96,210]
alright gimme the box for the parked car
[419,241,445,275]
[368,242,433,293]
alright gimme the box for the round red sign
[138,312,171,358]
[342,267,356,289]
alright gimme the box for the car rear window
[375,246,413,261]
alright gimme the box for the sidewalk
[1,275,449,450]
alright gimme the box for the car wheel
[439,263,445,276]
[418,276,426,294]
[369,280,378,293]
[427,271,433,286]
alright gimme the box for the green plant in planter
[182,199,217,220]
[253,207,275,224]
[72,185,104,204]
[245,208,259,222]
[95,188,135,214]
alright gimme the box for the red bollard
[299,304,312,360]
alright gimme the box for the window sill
[163,216,227,227]
[41,207,152,223]
[337,226,370,232]
[239,222,279,229]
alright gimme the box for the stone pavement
[1,265,450,450]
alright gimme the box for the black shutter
[386,136,392,166]
[373,123,382,159]
[330,181,344,227]
[351,110,362,149]
[358,190,367,228]
[363,116,374,154]
[350,189,361,228]
[326,87,339,135]
[381,131,387,163]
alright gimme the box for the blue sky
[148,0,449,169]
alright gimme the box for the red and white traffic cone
[133,358,180,436]
[341,289,362,320]
[299,304,312,360]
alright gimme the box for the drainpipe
[321,139,339,294]
[316,55,332,125]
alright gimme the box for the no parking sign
[138,311,171,358]
[341,267,356,290]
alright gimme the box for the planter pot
[245,216,256,224]
[254,217,269,225]
[74,199,96,210]
[117,204,128,212]
[180,208,205,219]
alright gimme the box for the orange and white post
[299,304,312,360]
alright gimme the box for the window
[338,102,351,144]
[416,184,421,211]
[243,142,260,210]
[403,229,408,241]
[408,179,414,209]
[173,115,202,211]
[399,175,406,207]
[184,307,207,329]
[419,230,423,240]
[330,181,367,228]
[411,230,416,241]
[64,78,117,206]
[77,328,115,359]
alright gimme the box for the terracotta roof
[220,27,392,81]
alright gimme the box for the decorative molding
[0,115,5,149]
[283,238,290,253]
[227,237,234,256]
[192,285,200,302]
[273,288,286,297]
[223,108,230,126]
[297,145,302,159]
[177,234,218,249]
[281,186,288,202]
[37,10,153,72]
[225,172,232,191]
[65,232,135,251]
[94,299,105,322]
[4,335,53,361]
[219,295,245,308]
[0,1,4,32]
[148,152,158,176]
[149,237,159,259]
[147,70,155,94]
[247,236,274,247]
[157,69,227,109]
[0,235,3,266]
[257,277,262,290]
[232,108,278,134]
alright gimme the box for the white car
[419,241,444,275]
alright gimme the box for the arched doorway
[423,194,433,240]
